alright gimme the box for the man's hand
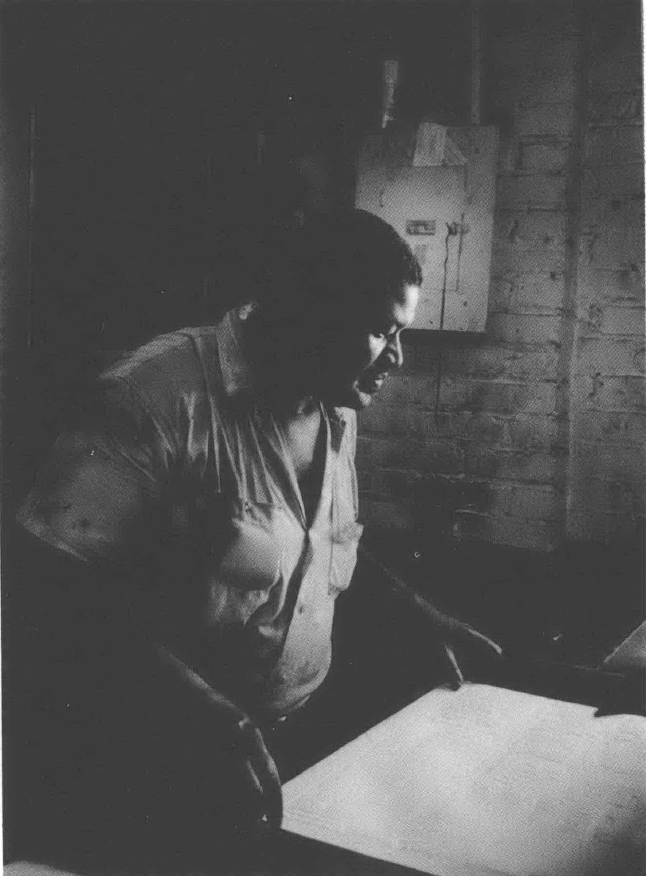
[357,543,503,690]
[153,644,283,834]
[412,596,503,690]
[235,714,283,834]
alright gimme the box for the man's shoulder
[100,326,221,409]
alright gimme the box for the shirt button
[298,602,306,615]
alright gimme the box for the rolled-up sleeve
[17,379,175,565]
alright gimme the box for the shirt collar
[215,308,254,397]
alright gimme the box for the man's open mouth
[358,372,388,393]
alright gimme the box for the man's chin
[350,388,377,410]
[325,384,378,410]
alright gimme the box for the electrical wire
[439,222,453,331]
[435,222,455,419]
[455,211,466,298]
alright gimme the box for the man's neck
[241,313,320,417]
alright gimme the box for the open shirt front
[18,310,364,716]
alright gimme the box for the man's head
[250,209,421,409]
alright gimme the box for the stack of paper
[283,684,646,876]
[604,620,646,672]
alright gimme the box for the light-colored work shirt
[17,309,364,715]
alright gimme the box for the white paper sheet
[604,620,646,672]
[283,684,646,876]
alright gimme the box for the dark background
[3,1,472,346]
[2,0,473,507]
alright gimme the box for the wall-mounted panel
[355,126,498,332]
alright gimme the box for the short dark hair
[262,209,422,319]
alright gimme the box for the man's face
[312,283,420,409]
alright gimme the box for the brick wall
[357,1,644,551]
[568,1,645,542]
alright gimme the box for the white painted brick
[504,451,562,484]
[400,344,440,376]
[419,410,559,451]
[356,470,373,493]
[358,404,427,438]
[507,413,560,450]
[496,70,578,107]
[520,141,571,173]
[438,411,509,445]
[489,483,562,521]
[496,173,567,211]
[580,195,645,231]
[510,382,559,414]
[601,305,645,336]
[492,241,566,276]
[375,373,436,407]
[576,302,646,338]
[360,407,477,443]
[440,344,561,382]
[492,211,567,275]
[577,265,645,306]
[487,313,562,345]
[580,225,645,272]
[367,469,424,501]
[489,271,565,314]
[358,496,415,530]
[359,435,465,475]
[566,507,609,543]
[587,89,643,125]
[464,447,560,484]
[355,435,373,469]
[577,444,646,482]
[574,336,645,376]
[604,482,646,517]
[358,404,401,437]
[575,301,605,336]
[436,377,512,412]
[453,511,558,551]
[515,104,576,139]
[352,1,640,555]
[572,374,646,413]
[494,211,568,249]
[584,126,644,164]
[583,164,645,198]
[567,442,645,542]
[436,378,558,415]
[573,410,645,447]
[566,508,620,544]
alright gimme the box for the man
[11,209,500,871]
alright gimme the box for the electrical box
[355,125,498,332]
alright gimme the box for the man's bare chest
[280,409,323,480]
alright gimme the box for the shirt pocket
[205,500,284,626]
[329,519,364,597]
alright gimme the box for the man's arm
[7,524,283,835]
[357,542,502,689]
[10,378,283,841]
